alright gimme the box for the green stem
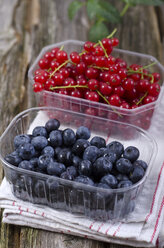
[50,85,88,91]
[120,3,130,17]
[142,61,157,69]
[98,40,108,58]
[50,59,70,78]
[90,65,109,70]
[107,28,117,39]
[136,92,148,105]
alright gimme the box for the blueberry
[31,136,48,150]
[76,126,91,140]
[57,148,73,166]
[118,180,133,188]
[14,134,31,149]
[100,174,118,189]
[123,146,140,162]
[63,128,76,147]
[42,146,55,157]
[133,160,148,171]
[60,171,74,180]
[99,147,108,157]
[54,147,62,158]
[104,152,117,164]
[38,154,54,171]
[18,143,36,160]
[29,157,39,170]
[90,136,106,148]
[32,126,48,138]
[66,166,77,178]
[93,157,113,179]
[47,161,66,176]
[45,119,60,133]
[107,141,124,158]
[18,160,34,171]
[49,130,63,147]
[72,139,90,157]
[83,146,99,163]
[34,181,45,198]
[75,175,94,186]
[79,160,92,177]
[130,165,145,183]
[97,183,111,189]
[116,173,129,182]
[72,155,82,168]
[5,151,22,166]
[116,158,133,174]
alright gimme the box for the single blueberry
[18,143,36,160]
[118,180,133,188]
[60,171,74,180]
[66,166,77,178]
[34,181,45,198]
[133,160,148,171]
[74,175,94,186]
[5,151,22,166]
[18,160,34,171]
[79,160,92,177]
[42,146,55,157]
[116,173,129,182]
[100,174,118,189]
[31,136,48,150]
[90,136,106,148]
[103,152,117,164]
[49,130,63,147]
[32,126,48,138]
[130,165,145,183]
[97,183,111,189]
[14,134,31,149]
[93,156,113,179]
[38,154,54,171]
[72,155,82,168]
[99,147,108,157]
[29,157,39,170]
[107,141,124,159]
[72,139,90,157]
[116,158,133,174]
[54,147,62,158]
[47,161,66,176]
[123,146,140,162]
[76,126,91,140]
[83,146,99,163]
[63,128,76,147]
[57,148,73,166]
[45,119,60,133]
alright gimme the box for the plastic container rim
[0,106,158,195]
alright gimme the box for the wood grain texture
[0,0,163,247]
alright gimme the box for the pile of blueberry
[5,118,147,190]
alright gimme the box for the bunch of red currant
[33,33,161,110]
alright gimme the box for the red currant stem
[136,92,148,105]
[47,68,52,72]
[96,90,122,117]
[50,85,88,91]
[107,28,117,39]
[143,61,157,69]
[59,45,64,51]
[120,3,130,17]
[50,59,70,78]
[98,40,108,58]
[89,65,109,70]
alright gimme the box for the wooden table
[0,1,164,247]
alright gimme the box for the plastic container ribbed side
[0,107,157,221]
[28,40,164,130]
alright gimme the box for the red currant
[120,102,130,109]
[70,51,80,64]
[109,74,121,87]
[51,47,60,56]
[44,79,55,90]
[59,68,70,78]
[53,73,64,86]
[152,72,160,83]
[94,56,106,67]
[143,95,156,105]
[148,83,160,97]
[85,91,99,102]
[99,82,112,96]
[39,58,50,69]
[70,89,82,98]
[33,82,43,92]
[84,41,95,52]
[109,94,121,106]
[122,78,135,91]
[113,86,125,97]
[88,79,99,90]
[50,61,60,71]
[63,77,75,87]
[139,79,150,93]
[44,51,55,62]
[56,50,68,64]
[85,67,99,79]
[76,62,86,75]
[111,37,119,46]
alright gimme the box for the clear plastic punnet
[0,107,157,221]
[28,40,164,130]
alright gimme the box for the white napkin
[1,96,164,247]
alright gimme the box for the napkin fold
[1,97,164,248]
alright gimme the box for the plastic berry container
[0,107,157,221]
[28,40,164,130]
